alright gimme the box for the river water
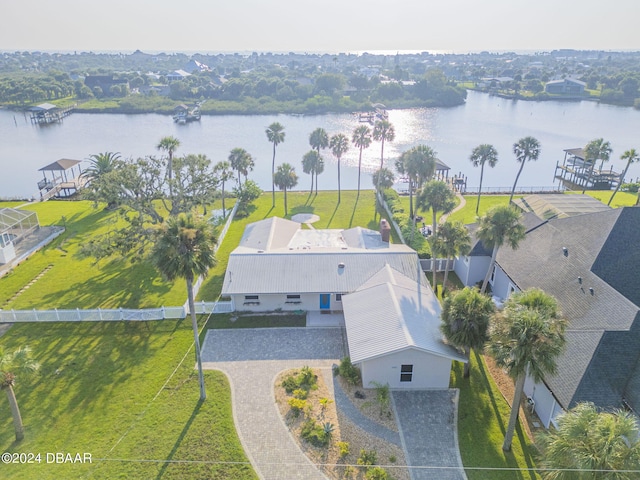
[1,91,639,199]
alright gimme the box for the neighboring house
[222,217,466,389]
[184,60,211,73]
[457,206,640,427]
[166,70,191,82]
[84,75,129,94]
[544,78,586,96]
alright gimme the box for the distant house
[184,60,211,73]
[84,75,129,95]
[222,217,466,389]
[166,70,191,82]
[456,206,640,427]
[544,78,586,96]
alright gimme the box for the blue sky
[3,0,639,53]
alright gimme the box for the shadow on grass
[325,203,340,229]
[262,206,274,219]
[156,398,204,480]
[349,196,360,228]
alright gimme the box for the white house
[222,217,466,389]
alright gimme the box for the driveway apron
[201,327,345,480]
[392,390,467,480]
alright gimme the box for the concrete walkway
[201,327,345,480]
[393,390,467,480]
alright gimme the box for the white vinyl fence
[420,258,455,272]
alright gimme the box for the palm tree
[82,151,121,184]
[302,150,322,193]
[228,148,253,186]
[157,136,181,198]
[509,136,540,205]
[490,288,566,451]
[469,144,498,214]
[537,402,640,480]
[441,287,495,378]
[1,346,40,441]
[433,221,471,292]
[372,168,395,191]
[213,160,234,218]
[330,134,349,203]
[151,213,217,400]
[581,138,612,194]
[274,163,298,216]
[417,180,457,287]
[352,125,372,196]
[395,145,437,221]
[477,205,526,294]
[608,149,638,206]
[266,122,286,207]
[372,120,395,192]
[309,128,328,194]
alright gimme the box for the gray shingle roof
[495,207,640,410]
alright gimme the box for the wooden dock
[29,103,75,125]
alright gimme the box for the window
[463,255,469,265]
[489,265,496,284]
[508,283,517,297]
[335,294,342,302]
[244,295,259,300]
[286,294,300,299]
[400,364,413,382]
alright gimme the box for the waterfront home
[455,207,640,427]
[222,217,465,388]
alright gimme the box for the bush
[357,449,377,467]
[369,381,391,417]
[288,397,307,417]
[336,441,350,458]
[337,357,361,386]
[365,466,390,480]
[621,182,640,193]
[301,419,330,447]
[281,366,318,393]
[293,388,308,400]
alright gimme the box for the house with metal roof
[222,217,465,389]
[457,207,640,426]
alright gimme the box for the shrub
[301,419,329,447]
[369,381,391,417]
[338,357,361,386]
[288,397,307,417]
[281,374,299,393]
[322,422,335,437]
[281,366,318,393]
[357,449,377,467]
[365,466,390,480]
[293,388,308,400]
[621,182,640,193]
[336,441,350,458]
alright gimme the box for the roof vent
[338,263,345,269]
[578,276,582,284]
[589,287,594,296]
[562,247,568,256]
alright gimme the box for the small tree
[469,144,498,214]
[157,136,181,199]
[433,221,471,292]
[213,160,234,218]
[0,346,40,441]
[372,168,395,191]
[274,163,298,216]
[608,148,638,206]
[309,127,329,194]
[372,119,395,192]
[582,138,612,194]
[510,136,540,204]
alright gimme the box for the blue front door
[319,294,330,310]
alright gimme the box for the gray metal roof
[38,159,82,172]
[343,271,466,364]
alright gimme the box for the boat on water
[173,103,202,124]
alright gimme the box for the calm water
[1,91,639,199]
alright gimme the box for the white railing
[0,301,234,323]
[463,186,564,194]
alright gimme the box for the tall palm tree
[537,402,640,479]
[330,133,349,203]
[441,287,495,378]
[0,346,39,441]
[432,221,471,292]
[372,120,395,192]
[469,144,498,214]
[228,148,253,186]
[490,288,566,451]
[309,128,328,194]
[82,151,121,184]
[213,160,234,218]
[509,136,540,205]
[581,138,612,194]
[274,163,298,216]
[302,150,322,193]
[150,213,217,401]
[395,145,437,221]
[417,180,457,288]
[266,122,286,207]
[352,125,372,196]
[157,136,181,198]
[477,205,526,294]
[608,149,638,206]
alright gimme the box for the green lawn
[567,189,638,208]
[453,352,540,480]
[0,320,256,480]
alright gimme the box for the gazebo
[0,208,39,264]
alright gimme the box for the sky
[3,0,640,54]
